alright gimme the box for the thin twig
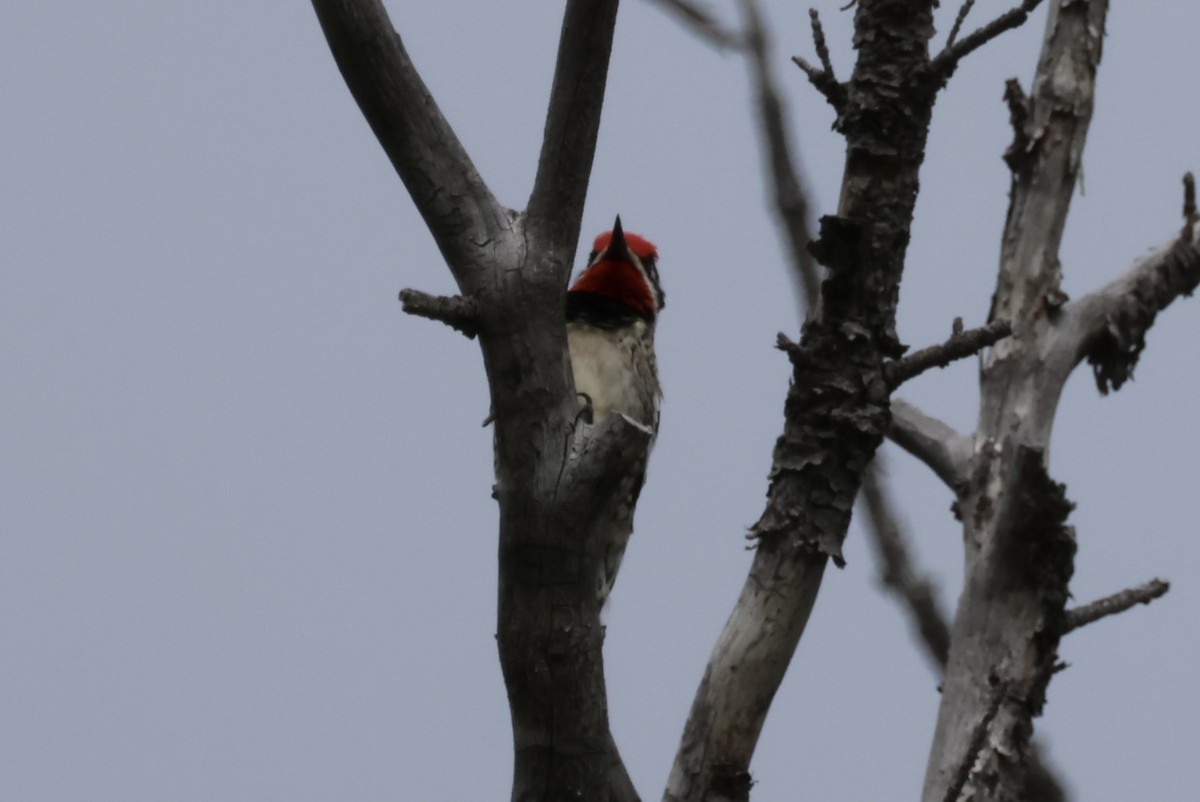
[790,55,845,109]
[776,331,803,355]
[789,6,846,111]
[885,319,1012,387]
[739,0,822,306]
[399,289,480,338]
[1062,578,1170,634]
[860,465,951,667]
[1183,171,1197,235]
[645,0,742,50]
[931,0,1045,80]
[809,9,836,79]
[945,0,977,49]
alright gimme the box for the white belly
[567,321,660,429]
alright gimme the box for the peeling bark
[666,3,946,799]
[314,1,1192,800]
[920,5,1198,799]
[1072,224,1200,393]
[922,4,1107,800]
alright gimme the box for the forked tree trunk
[312,2,1197,800]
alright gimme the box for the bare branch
[665,549,828,802]
[945,0,977,49]
[398,289,480,338]
[1066,218,1200,393]
[860,467,1071,802]
[645,0,742,49]
[493,5,635,798]
[775,331,801,354]
[739,0,822,306]
[316,4,638,799]
[809,9,836,81]
[924,4,1109,798]
[790,55,847,111]
[989,0,1103,330]
[669,2,949,791]
[788,7,846,112]
[888,399,972,489]
[885,318,1012,388]
[1062,578,1170,635]
[525,0,621,254]
[1184,171,1197,232]
[670,0,972,794]
[930,0,1045,81]
[311,0,508,288]
[860,465,951,667]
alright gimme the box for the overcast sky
[3,2,1198,800]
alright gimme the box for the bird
[565,216,664,606]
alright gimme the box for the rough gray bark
[741,0,822,306]
[729,14,1077,797]
[314,1,1192,800]
[921,5,1107,800]
[312,2,645,800]
[922,3,1195,800]
[666,2,949,799]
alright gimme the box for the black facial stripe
[566,290,653,328]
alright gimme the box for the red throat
[569,259,657,319]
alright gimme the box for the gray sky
[3,2,1197,799]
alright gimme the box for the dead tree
[910,3,1195,799]
[311,1,1193,800]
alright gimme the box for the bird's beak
[607,215,630,262]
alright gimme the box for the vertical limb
[922,4,1108,801]
[666,2,944,798]
[314,2,639,800]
